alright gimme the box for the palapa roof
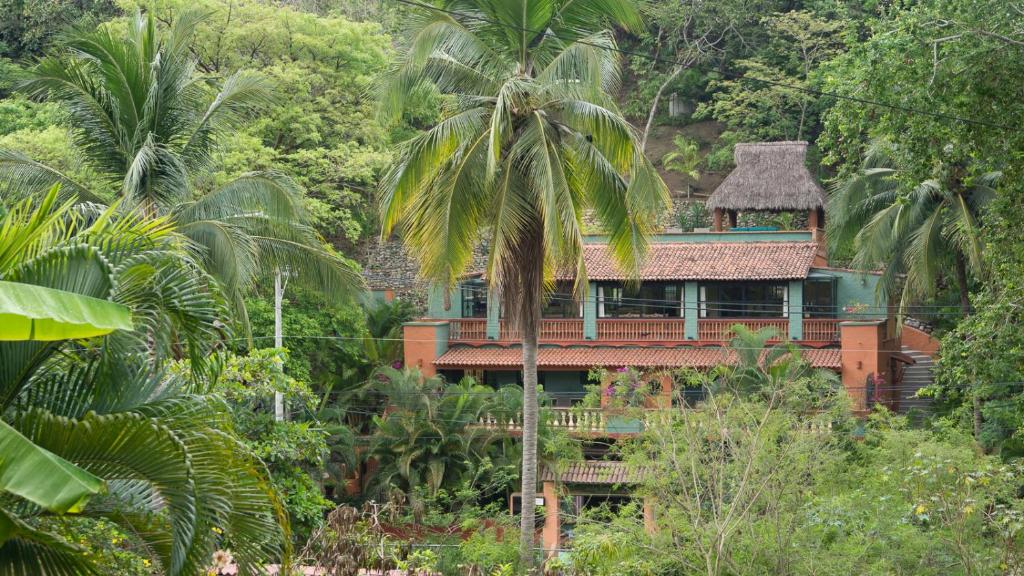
[435,345,842,370]
[557,241,819,281]
[707,141,826,212]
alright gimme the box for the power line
[388,0,1020,132]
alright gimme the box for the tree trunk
[641,65,683,152]
[516,295,540,569]
[953,253,982,441]
[953,252,971,318]
[518,253,543,571]
[274,268,285,422]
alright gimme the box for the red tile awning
[561,242,820,281]
[434,345,841,370]
[541,461,640,485]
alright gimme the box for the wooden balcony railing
[697,318,789,341]
[803,318,841,341]
[448,318,843,343]
[448,318,487,341]
[501,319,584,341]
[596,318,686,341]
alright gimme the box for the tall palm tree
[828,141,1001,318]
[377,0,668,565]
[0,187,285,576]
[0,10,364,330]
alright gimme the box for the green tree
[0,10,364,331]
[0,187,285,575]
[697,10,845,142]
[828,141,1001,318]
[376,1,668,564]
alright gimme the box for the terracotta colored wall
[542,481,560,556]
[403,321,449,377]
[839,321,889,411]
[902,325,940,357]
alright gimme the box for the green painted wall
[810,268,887,318]
[426,285,462,319]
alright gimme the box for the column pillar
[712,208,723,231]
[542,481,560,557]
[486,290,500,340]
[643,496,658,535]
[583,282,598,340]
[684,282,699,340]
[839,320,886,413]
[787,280,803,340]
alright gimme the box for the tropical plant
[0,9,364,331]
[364,368,495,501]
[828,141,1001,317]
[0,187,286,575]
[376,0,669,563]
[661,134,701,182]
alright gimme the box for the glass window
[803,279,836,318]
[598,282,683,318]
[700,282,787,318]
[460,280,488,318]
[542,282,581,318]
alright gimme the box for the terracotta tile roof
[541,461,639,485]
[562,242,820,281]
[435,345,841,370]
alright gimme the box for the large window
[598,282,683,318]
[699,282,787,318]
[542,282,582,318]
[803,278,836,318]
[460,280,488,318]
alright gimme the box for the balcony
[471,407,835,436]
[448,317,842,344]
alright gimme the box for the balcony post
[684,282,699,340]
[788,280,803,340]
[583,282,598,340]
[486,290,501,340]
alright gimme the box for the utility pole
[274,268,285,422]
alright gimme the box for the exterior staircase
[899,346,935,417]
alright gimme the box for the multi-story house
[397,141,938,553]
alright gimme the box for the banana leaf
[0,281,132,341]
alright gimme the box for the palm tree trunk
[953,252,983,441]
[519,307,540,569]
[953,252,971,317]
[518,245,544,571]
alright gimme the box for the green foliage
[0,190,286,575]
[660,135,701,180]
[696,10,846,142]
[39,517,152,576]
[0,0,118,58]
[0,9,366,334]
[206,348,332,541]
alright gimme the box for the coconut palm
[828,141,1001,317]
[0,187,285,576]
[377,1,668,563]
[0,10,364,331]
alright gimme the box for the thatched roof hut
[707,141,825,212]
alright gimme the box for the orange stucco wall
[839,321,895,411]
[403,322,449,378]
[902,325,940,358]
